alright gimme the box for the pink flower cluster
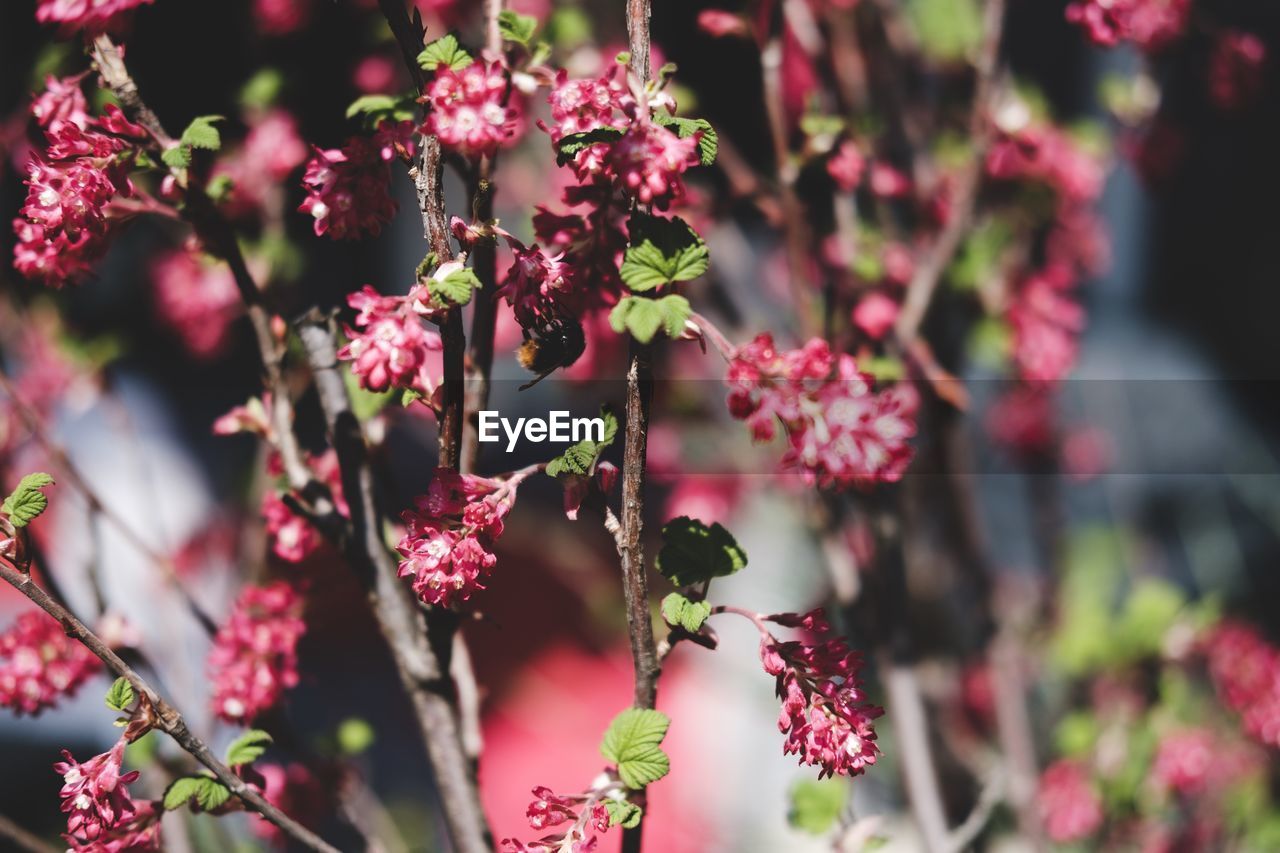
[35,0,153,33]
[1208,31,1268,112]
[397,467,524,607]
[987,124,1105,206]
[215,110,309,218]
[261,449,349,563]
[0,611,101,716]
[1007,268,1085,383]
[501,786,612,852]
[757,610,882,779]
[54,738,160,851]
[337,286,442,394]
[1036,759,1103,843]
[149,247,243,359]
[726,333,917,488]
[1204,621,1280,748]
[425,60,520,159]
[208,582,306,723]
[1065,0,1190,52]
[299,121,414,240]
[14,78,150,287]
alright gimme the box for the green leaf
[604,799,643,829]
[788,778,847,834]
[163,777,205,811]
[239,68,284,111]
[224,729,272,767]
[600,708,671,789]
[608,295,691,344]
[337,718,376,755]
[345,93,417,128]
[655,115,718,166]
[545,406,617,477]
[346,94,397,119]
[105,677,134,713]
[3,472,54,527]
[619,214,709,292]
[660,593,712,633]
[195,777,232,811]
[181,115,225,151]
[343,368,396,421]
[497,9,538,45]
[657,294,691,339]
[905,0,982,61]
[655,516,747,587]
[555,126,624,166]
[418,35,473,72]
[161,145,191,169]
[428,266,482,308]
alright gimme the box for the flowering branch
[0,557,338,853]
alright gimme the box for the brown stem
[0,814,57,853]
[460,165,498,476]
[0,559,337,853]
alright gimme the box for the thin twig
[0,813,57,853]
[0,559,337,853]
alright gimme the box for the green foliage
[555,127,624,166]
[337,718,376,755]
[661,593,712,633]
[654,115,718,166]
[949,219,1012,292]
[604,799,643,828]
[163,775,232,812]
[498,10,538,45]
[418,35,474,71]
[548,7,592,49]
[428,267,482,308]
[104,677,134,713]
[1053,712,1098,759]
[239,69,284,110]
[861,355,906,382]
[224,729,272,766]
[608,295,691,344]
[345,93,417,127]
[656,516,747,588]
[599,708,671,789]
[906,0,982,61]
[788,778,847,834]
[966,317,1011,370]
[619,215,709,292]
[343,368,396,421]
[545,407,618,477]
[162,116,225,170]
[3,472,55,527]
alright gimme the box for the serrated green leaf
[600,708,671,789]
[555,126,624,166]
[346,94,397,120]
[161,145,191,169]
[619,215,709,292]
[657,294,691,339]
[656,516,747,587]
[605,799,643,829]
[545,407,617,477]
[224,729,272,767]
[497,9,538,45]
[661,593,712,634]
[609,297,664,344]
[418,35,474,71]
[788,778,847,834]
[181,115,224,151]
[3,472,54,528]
[655,115,717,166]
[163,777,204,811]
[105,677,134,712]
[195,777,232,811]
[428,267,481,308]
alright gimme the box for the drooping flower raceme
[337,286,442,394]
[35,0,154,33]
[397,466,534,608]
[501,783,617,852]
[299,121,413,240]
[54,738,160,851]
[1204,621,1280,748]
[0,611,101,716]
[149,247,243,359]
[725,333,917,488]
[208,582,306,724]
[425,60,520,160]
[1065,0,1190,52]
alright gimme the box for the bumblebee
[517,316,586,389]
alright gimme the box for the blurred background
[2,0,1280,850]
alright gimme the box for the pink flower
[397,467,526,607]
[337,286,442,393]
[726,334,917,487]
[35,0,153,33]
[851,292,899,340]
[254,0,311,35]
[987,124,1105,204]
[262,491,320,563]
[0,612,101,716]
[1208,31,1267,112]
[212,395,273,439]
[502,785,612,852]
[1065,0,1189,52]
[545,67,630,141]
[299,121,413,239]
[697,10,749,38]
[215,110,308,217]
[54,738,159,850]
[31,75,89,134]
[12,218,105,287]
[1008,269,1085,383]
[500,238,570,326]
[986,386,1056,457]
[603,119,701,210]
[758,610,881,779]
[827,140,866,192]
[1037,760,1102,843]
[425,60,520,159]
[869,162,911,198]
[150,248,242,359]
[1204,621,1280,748]
[208,582,306,723]
[1152,729,1215,795]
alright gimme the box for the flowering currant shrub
[0,0,1276,851]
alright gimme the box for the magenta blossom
[0,611,101,716]
[208,582,306,723]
